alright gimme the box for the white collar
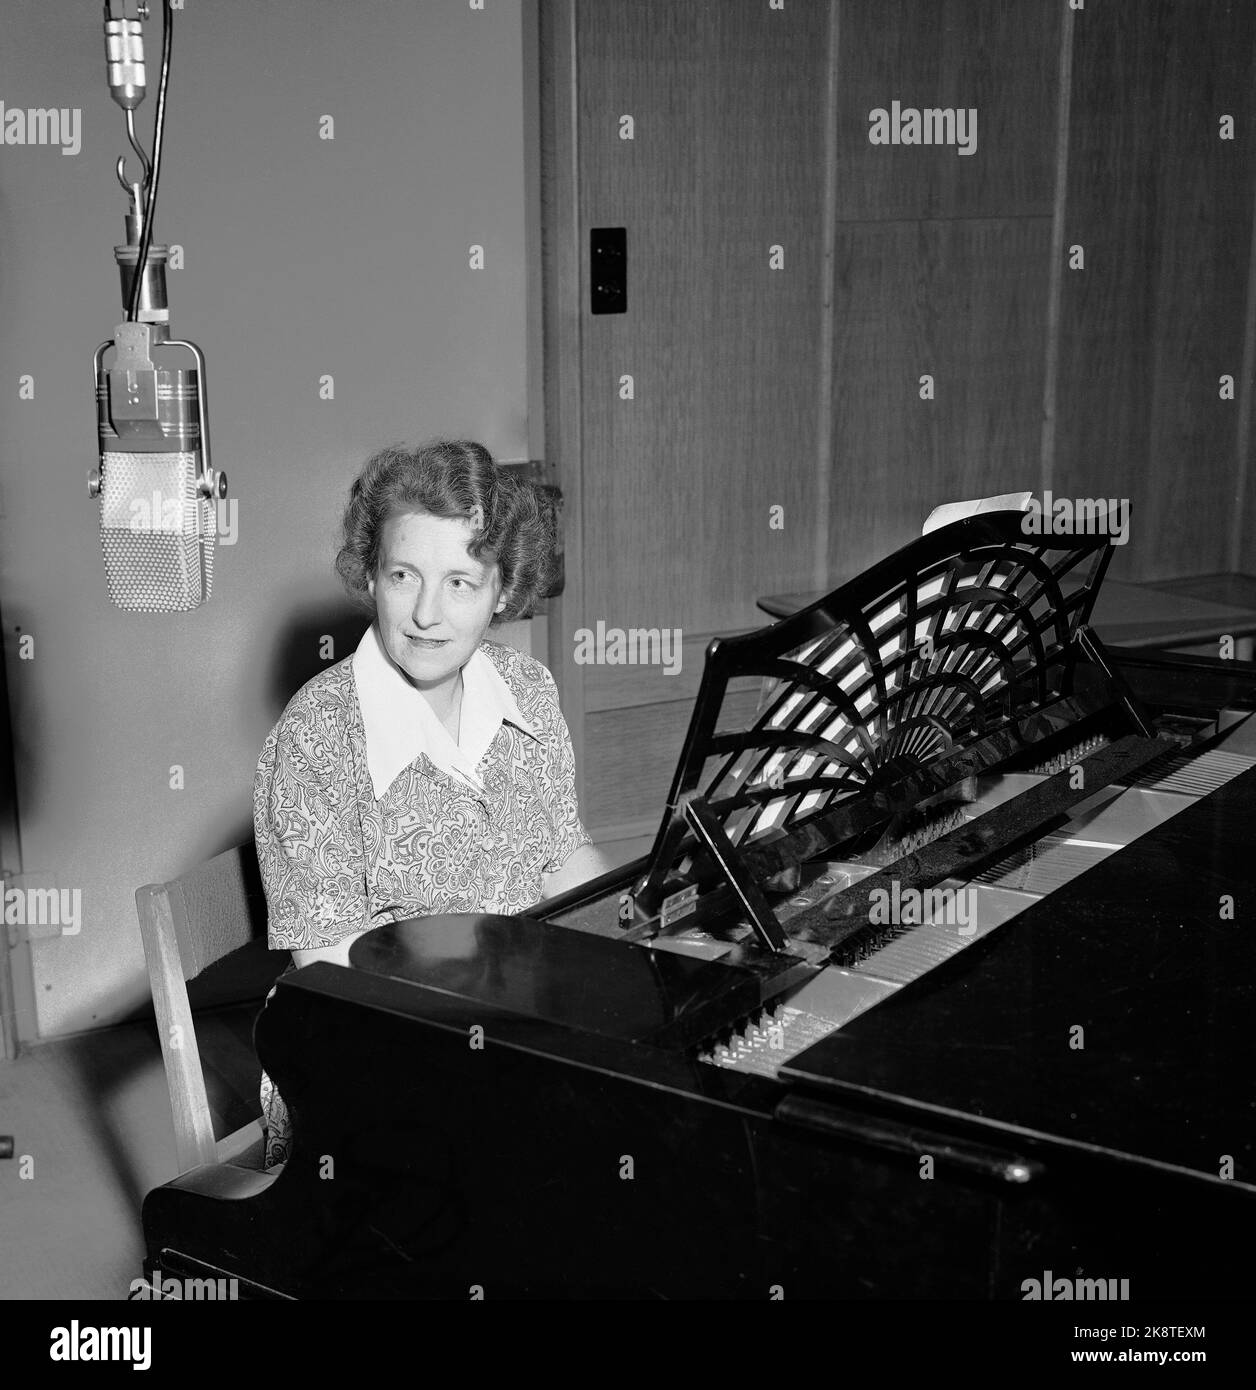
[351,623,536,798]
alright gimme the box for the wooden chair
[135,842,289,1174]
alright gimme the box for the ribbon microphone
[91,1,226,612]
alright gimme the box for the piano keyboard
[1120,746,1256,797]
[974,833,1112,895]
[845,916,986,984]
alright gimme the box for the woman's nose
[412,585,442,628]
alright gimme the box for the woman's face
[369,509,505,691]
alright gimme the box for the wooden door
[542,0,835,858]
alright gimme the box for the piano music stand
[630,510,1157,950]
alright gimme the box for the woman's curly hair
[335,440,560,622]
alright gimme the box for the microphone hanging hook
[105,1,152,221]
[122,108,152,192]
[114,155,147,207]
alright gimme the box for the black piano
[143,512,1256,1298]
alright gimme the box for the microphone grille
[99,450,216,613]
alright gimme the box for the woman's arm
[530,659,615,900]
[254,688,372,968]
[541,841,616,900]
[290,929,370,971]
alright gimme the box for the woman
[253,440,610,1167]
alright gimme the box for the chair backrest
[135,841,287,1173]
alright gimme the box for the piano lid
[348,912,786,1050]
[778,760,1256,1190]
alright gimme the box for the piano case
[142,512,1256,1298]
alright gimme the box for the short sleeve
[535,666,593,875]
[253,691,370,951]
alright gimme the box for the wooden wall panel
[1048,9,1156,579]
[576,0,832,636]
[1148,1,1256,582]
[833,0,1062,221]
[827,218,1052,580]
[823,0,1061,587]
[581,628,762,711]
[539,0,589,778]
[542,0,1256,837]
[1056,0,1256,582]
[584,689,763,828]
[1243,194,1256,571]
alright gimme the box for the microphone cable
[125,0,172,323]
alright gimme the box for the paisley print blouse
[253,635,590,1167]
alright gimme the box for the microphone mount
[91,1,225,542]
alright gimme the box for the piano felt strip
[784,733,1180,957]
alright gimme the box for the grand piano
[143,512,1256,1298]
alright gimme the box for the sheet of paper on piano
[922,491,1033,534]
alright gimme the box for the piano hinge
[1075,625,1155,738]
[681,792,790,953]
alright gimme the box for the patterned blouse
[253,631,591,1167]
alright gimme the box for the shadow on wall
[2,612,40,826]
[265,600,372,723]
[0,601,24,848]
[73,601,373,1207]
[182,599,372,872]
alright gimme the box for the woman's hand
[541,842,616,900]
[290,928,370,971]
